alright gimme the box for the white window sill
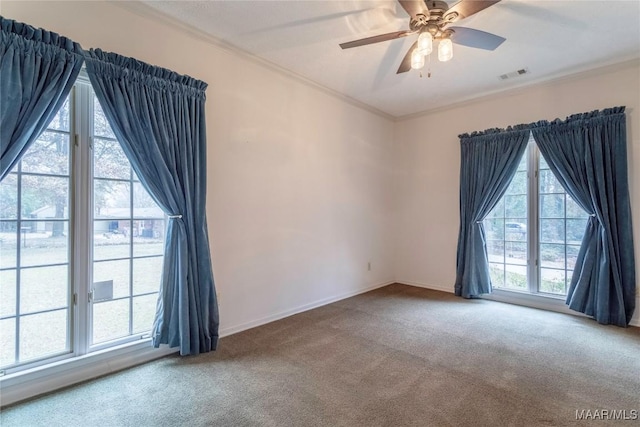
[482,288,589,319]
[0,339,177,407]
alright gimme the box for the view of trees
[484,147,589,295]
[1,93,166,367]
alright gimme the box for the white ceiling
[139,0,640,118]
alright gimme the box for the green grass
[0,235,164,369]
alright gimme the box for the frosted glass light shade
[411,48,425,69]
[438,38,453,62]
[417,32,433,56]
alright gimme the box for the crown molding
[396,57,640,122]
[111,1,395,122]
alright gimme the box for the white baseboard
[397,281,640,329]
[1,280,395,408]
[219,280,395,337]
[631,297,640,327]
[396,279,454,294]
[2,280,633,407]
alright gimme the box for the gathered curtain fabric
[455,128,530,298]
[84,49,219,354]
[0,16,83,179]
[532,108,635,326]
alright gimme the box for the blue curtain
[455,128,530,298]
[532,108,635,326]
[0,16,83,179]
[84,49,219,354]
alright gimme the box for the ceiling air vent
[498,68,530,81]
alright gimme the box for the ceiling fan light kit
[340,0,504,75]
[438,37,453,62]
[417,32,433,56]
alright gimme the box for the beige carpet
[2,284,639,426]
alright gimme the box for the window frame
[0,73,164,376]
[485,134,589,299]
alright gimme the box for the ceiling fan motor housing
[411,0,457,36]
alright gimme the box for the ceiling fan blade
[340,30,415,49]
[445,0,501,22]
[397,41,418,74]
[449,26,505,50]
[398,0,429,19]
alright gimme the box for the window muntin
[90,92,165,346]
[0,82,165,372]
[486,146,529,291]
[485,136,589,296]
[0,98,72,369]
[538,154,589,295]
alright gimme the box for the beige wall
[2,1,638,329]
[2,1,397,335]
[394,61,640,325]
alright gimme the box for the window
[484,136,590,296]
[0,79,165,373]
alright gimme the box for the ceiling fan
[339,0,505,74]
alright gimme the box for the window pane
[540,243,566,269]
[504,194,526,218]
[20,132,70,175]
[540,268,566,295]
[93,299,130,344]
[489,263,505,288]
[567,219,588,244]
[133,223,165,257]
[93,97,116,139]
[0,318,16,368]
[20,175,69,220]
[94,180,130,219]
[133,182,164,218]
[0,269,17,317]
[505,170,526,195]
[93,138,130,180]
[94,219,130,260]
[20,221,69,267]
[539,153,549,170]
[46,97,70,132]
[506,242,527,265]
[20,266,69,314]
[540,219,564,244]
[566,196,587,218]
[539,169,563,194]
[133,257,163,295]
[132,294,157,334]
[504,265,527,290]
[19,309,68,362]
[91,91,165,348]
[486,240,504,264]
[517,154,527,171]
[0,174,18,219]
[0,222,17,268]
[93,259,130,299]
[540,194,564,218]
[485,218,504,240]
[566,244,581,271]
[487,199,504,218]
[505,220,526,241]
